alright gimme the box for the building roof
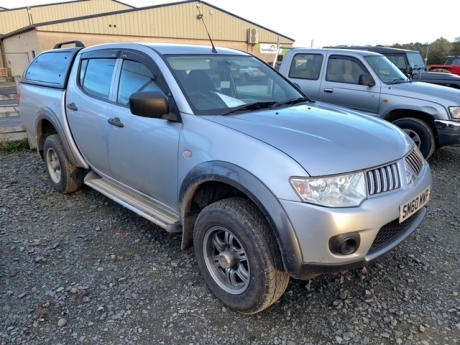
[1,0,133,12]
[0,0,134,35]
[1,0,294,42]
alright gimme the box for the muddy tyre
[392,118,435,159]
[43,134,84,193]
[194,197,290,314]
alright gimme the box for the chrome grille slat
[367,171,375,195]
[405,149,423,175]
[366,162,400,196]
[375,170,381,193]
[380,167,388,192]
[391,164,399,188]
[386,166,393,190]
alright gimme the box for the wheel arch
[36,107,87,168]
[179,161,303,277]
[384,109,438,145]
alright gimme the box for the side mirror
[358,74,375,87]
[129,91,170,119]
[404,65,413,79]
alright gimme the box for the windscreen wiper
[392,78,409,84]
[222,101,276,115]
[271,97,311,109]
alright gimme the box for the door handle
[323,88,333,93]
[108,117,124,128]
[67,102,78,111]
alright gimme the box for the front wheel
[392,118,435,159]
[43,134,84,193]
[193,197,290,314]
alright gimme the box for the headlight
[449,107,460,120]
[290,172,367,207]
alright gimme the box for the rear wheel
[43,134,84,193]
[393,117,435,159]
[193,197,290,314]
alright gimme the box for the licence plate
[399,186,430,223]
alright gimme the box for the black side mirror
[404,65,413,79]
[129,91,172,119]
[358,74,375,87]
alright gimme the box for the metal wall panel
[37,3,293,44]
[31,0,132,24]
[0,9,30,35]
[2,30,39,77]
[0,0,132,35]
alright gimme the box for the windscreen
[364,55,409,84]
[165,55,304,115]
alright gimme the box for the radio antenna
[196,3,217,53]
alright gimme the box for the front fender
[380,91,449,122]
[179,161,304,278]
[36,107,88,169]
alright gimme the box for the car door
[66,49,119,176]
[106,50,181,210]
[285,52,324,100]
[318,55,381,115]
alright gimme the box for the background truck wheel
[193,197,290,314]
[392,118,435,159]
[43,134,84,193]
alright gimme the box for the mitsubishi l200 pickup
[19,41,431,314]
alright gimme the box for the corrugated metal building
[0,0,294,77]
[0,0,133,72]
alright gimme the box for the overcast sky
[3,0,458,48]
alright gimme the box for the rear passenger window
[289,54,323,80]
[24,51,73,87]
[79,58,116,100]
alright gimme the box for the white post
[272,36,280,69]
[424,44,429,66]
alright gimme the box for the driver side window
[117,60,162,106]
[326,57,366,84]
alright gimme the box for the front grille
[368,210,421,255]
[366,163,400,195]
[405,149,424,175]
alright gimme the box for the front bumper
[280,161,432,280]
[435,120,460,147]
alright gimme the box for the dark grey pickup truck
[346,46,460,89]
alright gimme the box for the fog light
[329,233,360,255]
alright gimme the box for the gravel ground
[1,147,460,345]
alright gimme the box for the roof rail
[53,41,85,49]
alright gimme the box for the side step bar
[84,171,182,233]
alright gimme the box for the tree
[430,37,452,54]
[427,37,452,65]
[451,37,460,56]
[428,50,447,65]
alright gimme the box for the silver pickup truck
[19,41,431,314]
[277,48,460,158]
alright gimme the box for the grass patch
[0,138,30,154]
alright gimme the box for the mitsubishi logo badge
[405,169,416,185]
